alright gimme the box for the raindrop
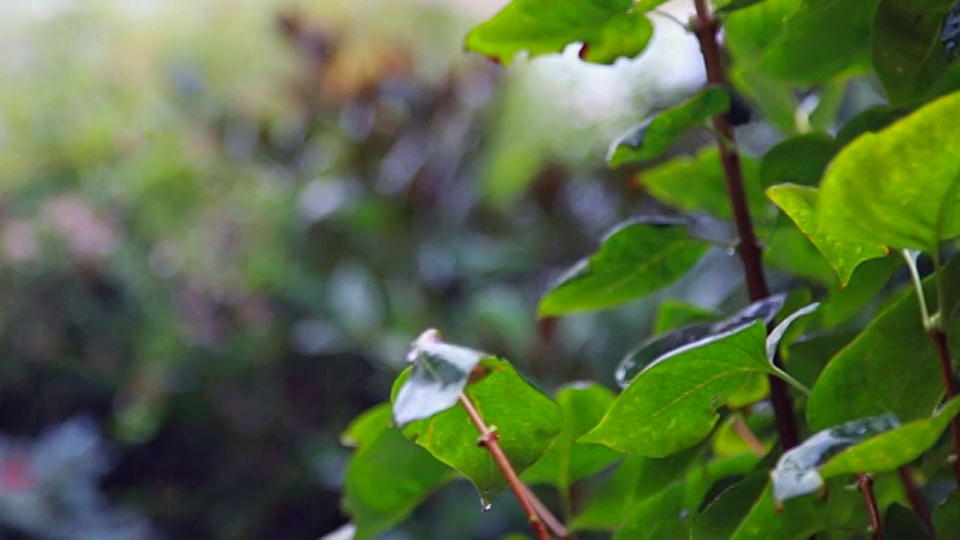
[679,509,689,520]
[725,246,737,256]
[480,499,493,513]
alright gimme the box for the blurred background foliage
[0,0,892,538]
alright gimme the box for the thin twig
[458,393,558,540]
[897,467,933,535]
[857,474,884,539]
[691,0,801,451]
[930,328,960,489]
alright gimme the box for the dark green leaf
[393,329,486,426]
[617,295,786,388]
[637,147,767,221]
[608,87,730,166]
[783,332,856,390]
[817,92,960,252]
[394,357,562,501]
[614,482,694,540]
[933,490,960,538]
[653,300,722,334]
[873,0,953,106]
[522,382,621,489]
[834,105,906,148]
[765,221,839,285]
[816,255,901,328]
[538,218,708,316]
[884,504,934,539]
[760,133,836,187]
[768,184,889,285]
[771,414,900,502]
[342,410,452,539]
[715,0,769,14]
[582,321,772,456]
[760,0,880,85]
[465,0,654,65]
[806,256,960,430]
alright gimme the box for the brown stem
[731,416,766,457]
[929,328,960,489]
[897,467,933,534]
[458,393,563,540]
[857,474,884,539]
[691,0,801,451]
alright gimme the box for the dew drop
[481,501,493,513]
[725,247,737,256]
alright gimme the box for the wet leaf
[771,414,900,502]
[617,295,786,388]
[759,133,836,187]
[834,105,906,148]
[342,407,452,540]
[614,482,695,540]
[820,397,960,476]
[806,256,960,430]
[817,255,901,329]
[538,218,708,316]
[653,300,722,334]
[392,329,487,426]
[465,0,654,65]
[817,92,960,252]
[768,184,889,285]
[933,489,960,537]
[581,321,771,456]
[636,147,767,221]
[608,87,730,167]
[522,382,621,489]
[393,356,561,502]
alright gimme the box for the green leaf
[760,0,880,85]
[653,300,722,334]
[806,256,960,430]
[885,504,934,539]
[817,92,960,252]
[715,0,769,14]
[768,184,889,285]
[538,218,708,317]
[342,411,452,540]
[817,255,901,328]
[783,332,856,390]
[873,0,953,106]
[764,221,839,285]
[933,490,960,538]
[820,397,960,477]
[522,382,621,489]
[614,482,695,540]
[393,329,486,426]
[771,414,900,502]
[834,105,906,148]
[342,403,393,448]
[394,356,562,502]
[760,133,836,187]
[637,147,767,221]
[582,321,771,456]
[608,87,731,166]
[617,295,786,388]
[465,0,654,65]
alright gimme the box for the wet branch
[691,0,800,452]
[857,474,884,539]
[929,328,960,489]
[458,393,567,539]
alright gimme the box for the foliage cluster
[339,0,960,538]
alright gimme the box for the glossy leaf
[582,321,771,456]
[617,295,786,387]
[538,218,708,316]
[806,256,960,430]
[614,482,695,540]
[608,86,730,166]
[465,0,654,65]
[820,397,960,476]
[768,184,889,285]
[653,300,721,334]
[759,133,836,187]
[394,357,562,501]
[693,473,870,540]
[771,414,900,502]
[522,382,621,489]
[760,0,879,85]
[342,408,452,540]
[636,147,767,221]
[873,0,953,106]
[817,92,960,252]
[393,329,486,426]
